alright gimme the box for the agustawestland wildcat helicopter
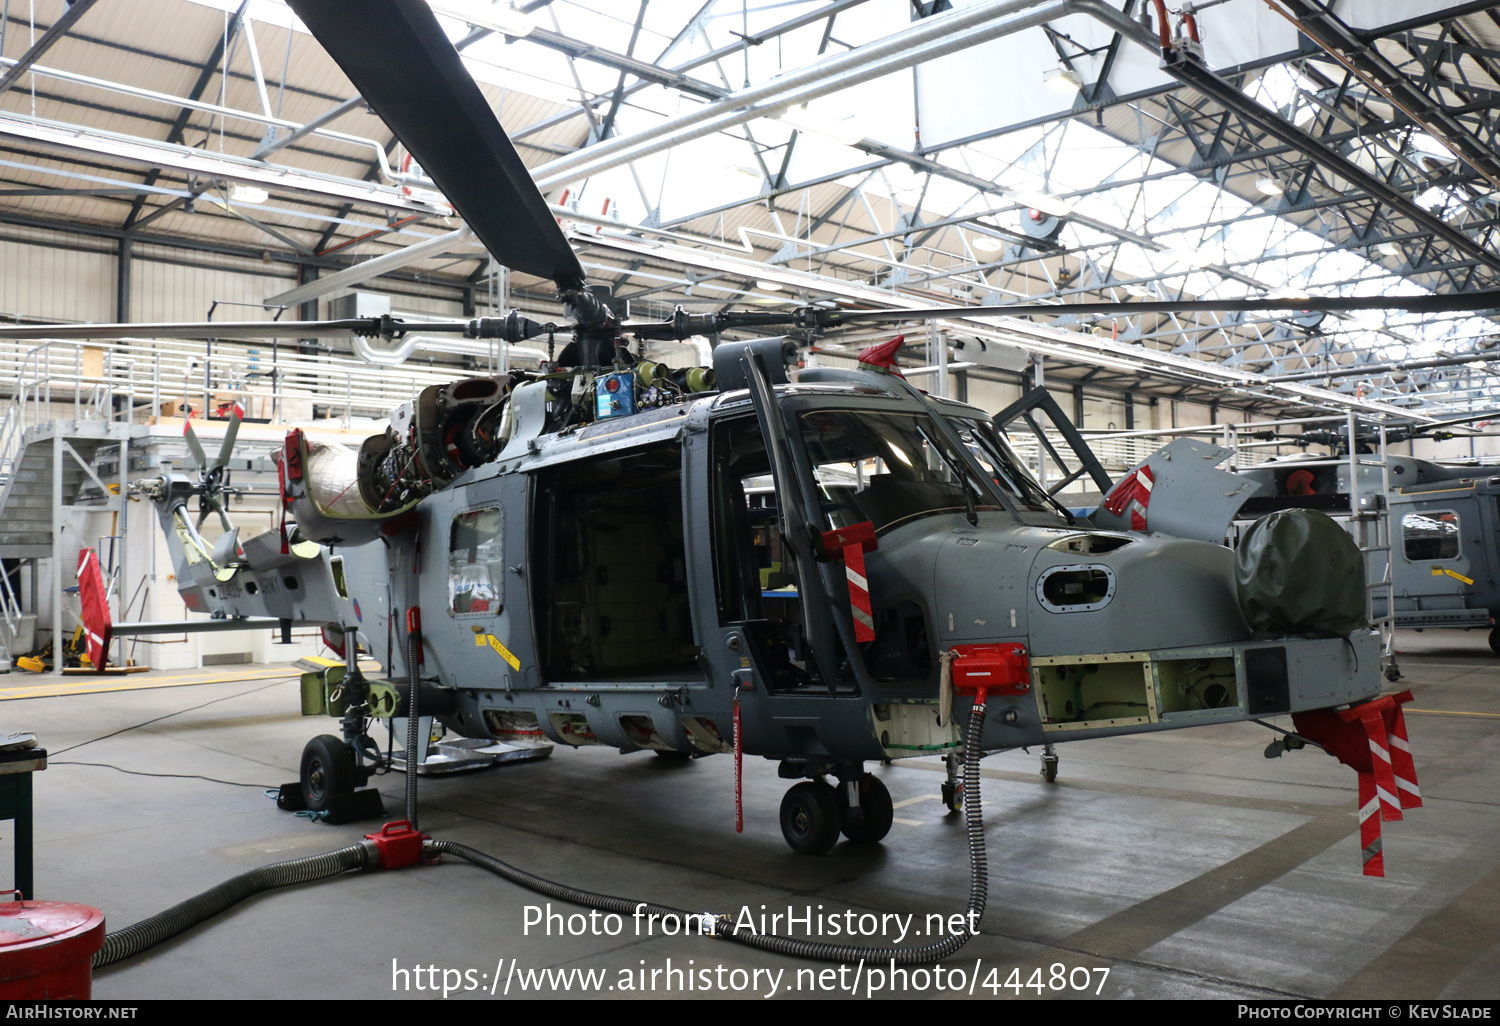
[1234,414,1500,656]
[7,0,1494,863]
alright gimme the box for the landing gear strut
[941,753,963,813]
[1040,742,1058,783]
[836,773,893,843]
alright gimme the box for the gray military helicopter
[1236,418,1500,655]
[9,0,1497,857]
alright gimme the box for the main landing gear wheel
[837,773,893,844]
[1489,625,1500,656]
[780,780,840,855]
[300,734,355,812]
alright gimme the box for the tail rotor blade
[183,421,207,471]
[214,406,243,471]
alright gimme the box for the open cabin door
[529,440,703,687]
[733,351,858,694]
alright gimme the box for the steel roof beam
[0,0,100,97]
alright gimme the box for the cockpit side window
[1402,509,1460,561]
[948,418,1066,517]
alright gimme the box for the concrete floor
[3,629,1498,1000]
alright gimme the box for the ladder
[1345,413,1399,681]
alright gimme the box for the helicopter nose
[1025,535,1250,656]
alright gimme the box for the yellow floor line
[0,667,300,701]
[1404,708,1500,718]
[892,794,938,809]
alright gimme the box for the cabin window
[1402,510,1460,561]
[449,506,504,615]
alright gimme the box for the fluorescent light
[428,1,535,37]
[1011,190,1073,217]
[1255,176,1284,196]
[229,184,268,204]
[776,105,862,146]
[755,280,784,292]
[971,234,1004,255]
[1123,283,1154,298]
[1377,242,1401,257]
[1043,66,1082,93]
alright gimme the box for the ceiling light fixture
[971,234,1004,254]
[1377,242,1401,257]
[1043,65,1083,93]
[776,105,863,146]
[427,1,535,37]
[228,184,269,204]
[755,280,784,292]
[1254,176,1284,196]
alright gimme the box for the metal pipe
[533,0,1072,189]
[263,227,476,308]
[349,334,548,368]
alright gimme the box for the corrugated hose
[93,700,990,968]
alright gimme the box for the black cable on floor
[49,677,295,757]
[51,760,275,790]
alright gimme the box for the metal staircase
[0,421,129,669]
[0,421,126,557]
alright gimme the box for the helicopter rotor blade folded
[284,0,588,291]
[182,421,207,472]
[214,408,243,472]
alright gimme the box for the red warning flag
[1293,691,1421,877]
[1102,464,1154,531]
[822,522,879,642]
[76,548,112,672]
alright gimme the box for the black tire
[301,734,356,812]
[780,780,840,855]
[1040,754,1059,783]
[941,780,962,814]
[837,773,894,843]
[1490,626,1500,656]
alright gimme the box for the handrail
[0,333,551,482]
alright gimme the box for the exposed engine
[286,359,717,544]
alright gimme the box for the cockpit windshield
[797,409,1018,534]
[944,415,1072,520]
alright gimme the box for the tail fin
[76,549,112,672]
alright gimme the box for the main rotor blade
[183,421,207,472]
[0,319,472,340]
[816,290,1500,326]
[285,0,587,290]
[214,408,243,472]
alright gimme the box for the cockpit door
[740,351,850,692]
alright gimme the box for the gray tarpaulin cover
[1236,509,1368,635]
